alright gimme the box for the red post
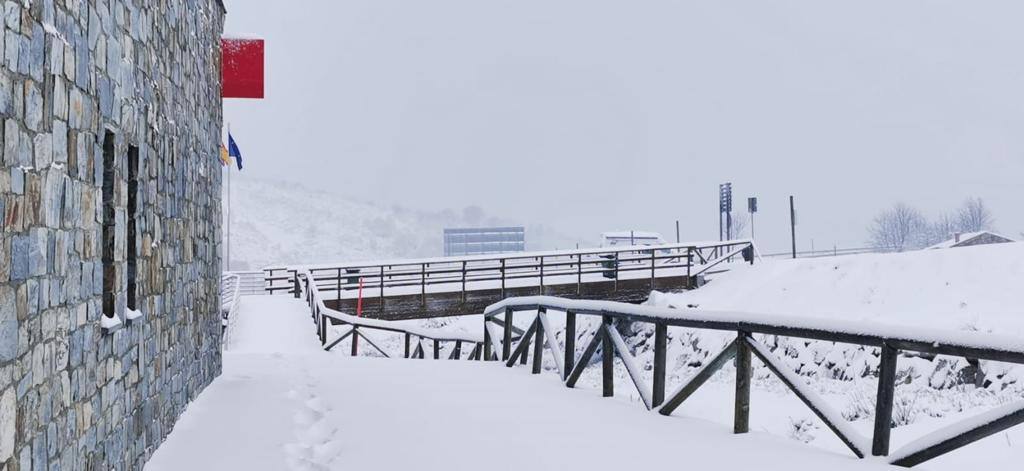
[356,277,364,316]
[353,277,364,355]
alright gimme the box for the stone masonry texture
[0,1,225,469]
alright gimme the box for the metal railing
[480,296,1024,468]
[268,240,755,304]
[760,246,885,259]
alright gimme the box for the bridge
[263,239,755,320]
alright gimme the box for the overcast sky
[222,0,1024,254]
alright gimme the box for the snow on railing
[297,270,491,360]
[229,270,270,295]
[481,296,1024,467]
[266,240,755,297]
[220,273,244,347]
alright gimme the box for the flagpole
[227,122,231,272]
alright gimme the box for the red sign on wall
[222,38,265,99]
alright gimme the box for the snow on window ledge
[126,308,144,325]
[101,315,123,334]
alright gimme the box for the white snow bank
[657,243,1024,339]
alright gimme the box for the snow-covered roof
[927,231,1015,249]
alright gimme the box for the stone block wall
[0,0,225,469]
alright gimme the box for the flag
[222,38,265,99]
[228,133,243,170]
[219,144,230,166]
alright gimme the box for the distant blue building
[444,227,526,256]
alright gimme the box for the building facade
[443,227,525,257]
[1,1,225,468]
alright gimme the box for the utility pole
[789,195,797,259]
[747,197,758,241]
[675,220,680,243]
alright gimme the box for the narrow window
[102,131,116,318]
[127,146,139,311]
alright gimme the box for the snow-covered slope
[660,243,1024,336]
[224,177,583,269]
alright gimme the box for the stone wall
[1,0,225,469]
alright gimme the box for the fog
[222,0,1024,254]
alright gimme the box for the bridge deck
[148,296,891,470]
[326,273,689,320]
[271,240,755,320]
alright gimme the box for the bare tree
[956,197,994,233]
[924,211,959,247]
[726,212,749,239]
[868,203,928,252]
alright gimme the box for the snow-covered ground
[146,296,896,470]
[151,245,1024,469]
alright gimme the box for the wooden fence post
[686,247,693,289]
[483,321,493,361]
[532,309,545,374]
[502,307,513,361]
[421,263,427,307]
[564,311,576,381]
[461,261,467,303]
[319,314,327,346]
[650,250,656,289]
[602,316,614,397]
[734,331,752,434]
[433,339,440,360]
[520,327,531,365]
[576,254,582,295]
[652,322,667,407]
[404,333,411,358]
[873,343,898,456]
[379,266,385,313]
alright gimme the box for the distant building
[928,231,1016,249]
[600,231,667,248]
[444,227,525,256]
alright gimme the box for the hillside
[224,177,584,269]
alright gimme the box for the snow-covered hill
[661,243,1024,336]
[224,177,584,269]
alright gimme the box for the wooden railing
[297,270,499,359]
[219,273,245,347]
[480,296,1024,468]
[267,240,755,305]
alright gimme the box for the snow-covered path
[146,295,899,470]
[223,295,325,354]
